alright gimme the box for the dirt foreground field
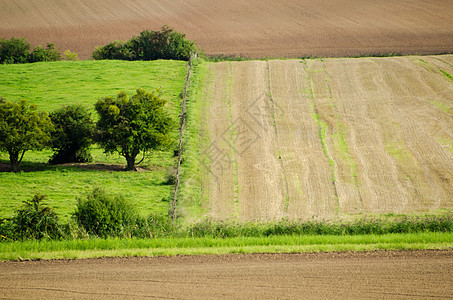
[0,250,451,299]
[1,0,452,59]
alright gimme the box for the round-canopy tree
[49,105,94,164]
[94,89,173,171]
[0,98,53,172]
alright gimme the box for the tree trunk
[9,151,20,173]
[125,154,137,171]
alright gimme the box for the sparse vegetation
[63,49,78,61]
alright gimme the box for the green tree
[95,89,173,171]
[0,98,53,172]
[49,105,94,164]
[131,25,196,61]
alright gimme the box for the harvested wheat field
[200,55,453,221]
[1,0,453,59]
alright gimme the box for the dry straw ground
[201,56,453,221]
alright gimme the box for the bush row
[0,188,173,241]
[1,26,194,64]
[186,215,453,238]
[1,188,451,241]
[0,37,78,64]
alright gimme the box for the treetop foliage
[95,88,174,170]
[0,98,54,172]
[49,105,94,164]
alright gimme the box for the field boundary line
[171,53,195,221]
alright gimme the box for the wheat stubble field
[201,56,453,221]
[1,0,453,298]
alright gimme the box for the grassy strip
[440,69,453,80]
[0,232,450,261]
[176,59,210,220]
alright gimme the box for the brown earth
[0,250,452,299]
[201,56,453,220]
[1,0,452,59]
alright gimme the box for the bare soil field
[0,250,451,299]
[1,0,452,59]
[201,55,453,220]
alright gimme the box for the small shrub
[64,49,78,61]
[1,37,63,64]
[0,37,30,64]
[11,194,63,240]
[28,43,61,63]
[73,188,140,238]
[92,40,135,60]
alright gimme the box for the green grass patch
[440,69,453,81]
[0,60,186,112]
[0,60,187,220]
[0,156,172,221]
[0,232,451,261]
[177,60,210,221]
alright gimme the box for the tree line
[0,26,196,64]
[0,89,173,172]
[0,37,77,64]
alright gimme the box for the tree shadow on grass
[0,161,152,173]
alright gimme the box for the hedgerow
[92,25,196,61]
[0,190,451,241]
[0,37,63,64]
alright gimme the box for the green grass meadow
[0,60,187,220]
[1,59,452,261]
[0,60,186,111]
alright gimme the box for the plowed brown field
[201,55,453,220]
[1,250,452,299]
[1,0,452,59]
